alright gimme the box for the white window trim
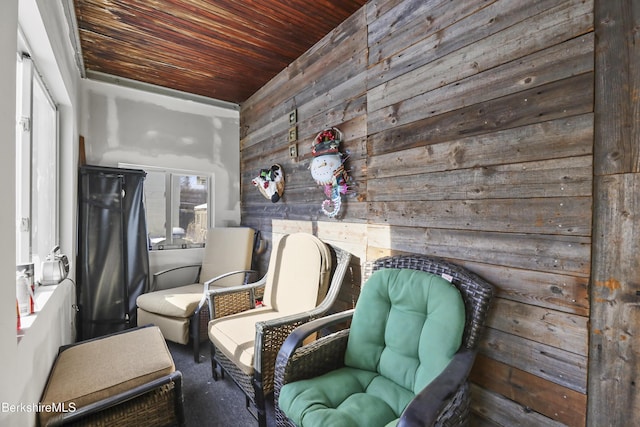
[16,51,60,268]
[119,163,214,250]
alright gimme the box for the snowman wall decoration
[309,127,351,218]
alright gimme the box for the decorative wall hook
[309,127,352,218]
[252,164,285,203]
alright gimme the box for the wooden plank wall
[588,1,640,425]
[240,0,595,425]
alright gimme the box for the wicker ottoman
[39,326,184,427]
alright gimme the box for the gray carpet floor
[167,341,275,427]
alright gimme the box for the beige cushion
[135,227,255,332]
[137,284,204,318]
[263,233,331,313]
[209,233,332,375]
[200,227,255,287]
[209,306,285,375]
[39,326,174,426]
[137,308,190,344]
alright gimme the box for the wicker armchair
[137,227,257,362]
[274,254,494,427]
[208,233,352,427]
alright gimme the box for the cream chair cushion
[262,233,331,314]
[135,227,255,346]
[209,233,331,375]
[208,307,286,375]
[137,309,190,344]
[200,227,255,287]
[137,284,203,318]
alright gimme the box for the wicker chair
[274,254,494,427]
[208,233,352,427]
[137,227,257,362]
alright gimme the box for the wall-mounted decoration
[252,164,285,203]
[288,126,297,142]
[288,108,298,157]
[309,127,352,218]
[289,144,298,158]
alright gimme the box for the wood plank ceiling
[73,0,367,105]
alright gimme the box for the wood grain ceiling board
[74,0,367,104]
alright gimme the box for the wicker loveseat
[274,254,494,427]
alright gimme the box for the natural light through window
[16,52,59,284]
[121,164,211,250]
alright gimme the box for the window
[16,53,59,281]
[120,164,211,250]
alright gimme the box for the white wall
[79,80,241,273]
[0,0,20,420]
[80,79,242,227]
[1,0,79,425]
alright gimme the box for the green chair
[275,255,494,427]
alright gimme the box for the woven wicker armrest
[398,348,477,427]
[206,274,267,296]
[254,280,351,396]
[151,264,201,291]
[275,310,354,383]
[273,311,353,426]
[189,270,259,319]
[206,275,267,319]
[254,246,352,394]
[255,296,344,335]
[276,309,354,362]
[254,299,352,371]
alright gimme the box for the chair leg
[193,336,200,363]
[257,405,267,427]
[253,376,267,427]
[173,372,186,427]
[191,312,201,363]
[210,342,219,381]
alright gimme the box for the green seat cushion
[279,268,465,426]
[279,367,410,427]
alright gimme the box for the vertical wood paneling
[589,175,640,422]
[588,0,640,424]
[240,0,596,425]
[593,1,640,176]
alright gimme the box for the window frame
[119,163,213,250]
[15,51,60,282]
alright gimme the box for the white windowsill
[16,283,63,342]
